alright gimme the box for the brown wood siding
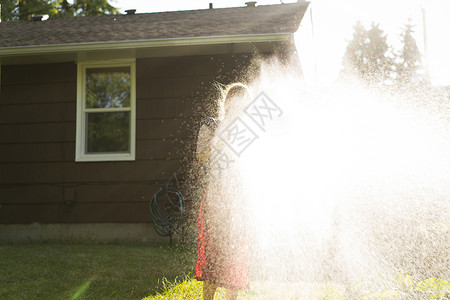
[0,53,255,224]
[1,202,151,223]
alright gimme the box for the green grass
[144,276,450,300]
[1,244,449,299]
[0,243,195,300]
[143,277,251,300]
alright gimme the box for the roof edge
[0,33,293,57]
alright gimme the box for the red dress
[196,187,249,290]
[195,119,249,290]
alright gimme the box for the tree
[395,20,424,86]
[0,0,19,21]
[0,0,118,21]
[341,22,395,85]
[340,21,367,80]
[365,23,394,83]
[17,0,58,20]
[56,0,74,18]
[71,0,118,16]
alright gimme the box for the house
[0,1,309,242]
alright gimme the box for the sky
[112,0,450,86]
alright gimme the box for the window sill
[75,153,135,162]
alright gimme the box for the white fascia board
[0,33,293,57]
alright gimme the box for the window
[76,60,136,161]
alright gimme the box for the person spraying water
[195,83,252,300]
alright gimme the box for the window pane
[86,67,130,108]
[86,112,130,153]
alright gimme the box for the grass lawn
[1,243,449,299]
[0,243,195,300]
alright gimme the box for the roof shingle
[0,2,308,49]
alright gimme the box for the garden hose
[149,181,184,237]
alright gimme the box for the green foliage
[0,0,118,20]
[85,70,130,109]
[18,0,59,19]
[0,0,59,20]
[416,278,450,299]
[55,0,74,18]
[0,0,19,21]
[71,0,119,16]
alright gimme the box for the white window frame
[76,59,136,162]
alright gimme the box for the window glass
[76,61,135,162]
[85,67,130,109]
[86,112,130,153]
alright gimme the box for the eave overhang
[0,33,294,57]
